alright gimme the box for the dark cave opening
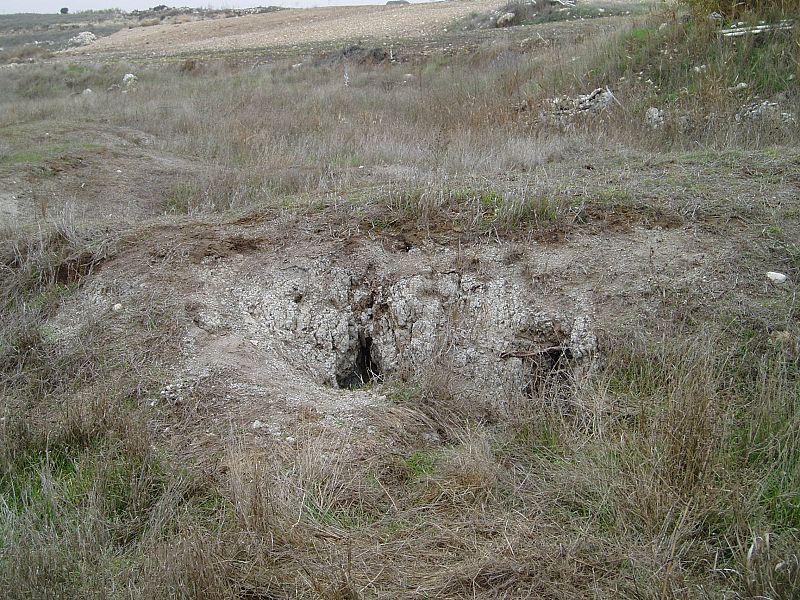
[336,331,381,389]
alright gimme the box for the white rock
[646,107,666,129]
[766,271,788,284]
[736,100,794,123]
[82,88,93,95]
[122,73,138,85]
[496,12,516,27]
[422,431,441,444]
[252,419,266,429]
[540,87,615,125]
[112,303,123,312]
[576,87,614,112]
[68,31,97,47]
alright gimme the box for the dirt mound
[318,44,392,67]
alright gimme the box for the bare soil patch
[0,123,210,223]
[74,0,521,56]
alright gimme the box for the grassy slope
[0,10,799,599]
[0,7,284,62]
[0,12,127,61]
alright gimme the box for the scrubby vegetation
[566,14,799,113]
[2,11,796,215]
[681,0,800,19]
[458,0,652,30]
[0,3,799,598]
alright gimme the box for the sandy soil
[71,1,501,56]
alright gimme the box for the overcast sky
[0,0,396,13]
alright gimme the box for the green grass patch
[0,445,86,515]
[515,420,568,462]
[303,495,380,530]
[761,467,800,530]
[594,186,634,205]
[404,450,436,477]
[389,384,421,405]
[0,143,103,166]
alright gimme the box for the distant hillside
[0,6,283,61]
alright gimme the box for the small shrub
[681,0,800,18]
[0,45,52,65]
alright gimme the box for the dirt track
[74,0,500,56]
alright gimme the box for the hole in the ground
[337,331,381,389]
[522,345,574,398]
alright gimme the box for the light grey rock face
[205,252,597,402]
[568,315,597,360]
